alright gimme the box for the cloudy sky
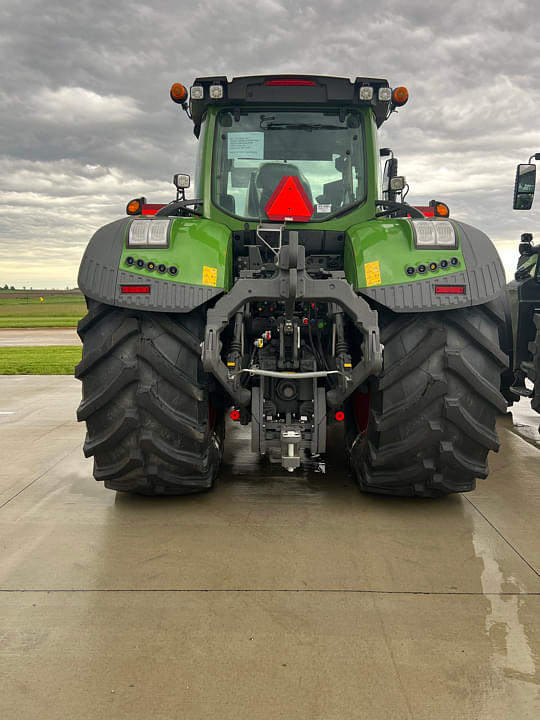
[1,0,540,288]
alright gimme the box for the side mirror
[513,164,536,210]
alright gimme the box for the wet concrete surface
[511,397,540,449]
[0,376,539,719]
[0,328,81,346]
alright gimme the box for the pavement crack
[464,495,540,580]
[1,589,540,595]
[0,443,80,511]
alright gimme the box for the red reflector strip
[434,285,466,295]
[266,79,316,86]
[141,204,166,215]
[413,206,435,217]
[121,285,151,294]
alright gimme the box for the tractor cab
[171,75,409,227]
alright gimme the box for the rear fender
[345,219,506,312]
[78,216,232,312]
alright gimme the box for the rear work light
[209,84,224,99]
[434,285,466,295]
[127,219,171,248]
[411,220,457,249]
[121,285,151,294]
[359,86,374,101]
[265,78,317,86]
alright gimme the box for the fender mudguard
[78,216,232,312]
[345,219,506,312]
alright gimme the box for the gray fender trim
[77,218,222,312]
[359,221,506,312]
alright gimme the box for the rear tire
[347,304,508,497]
[75,300,223,495]
[529,313,540,414]
[498,294,519,405]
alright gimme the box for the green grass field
[0,292,84,373]
[0,293,86,327]
[0,346,82,374]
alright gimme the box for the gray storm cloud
[1,0,540,286]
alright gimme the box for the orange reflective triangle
[264,175,314,222]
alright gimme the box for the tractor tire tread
[349,306,506,497]
[77,300,222,496]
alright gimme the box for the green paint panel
[119,217,232,290]
[345,219,466,290]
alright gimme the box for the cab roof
[189,74,395,132]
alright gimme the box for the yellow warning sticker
[364,261,381,287]
[202,266,218,287]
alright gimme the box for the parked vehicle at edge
[76,75,509,497]
[506,155,540,417]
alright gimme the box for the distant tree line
[2,285,80,292]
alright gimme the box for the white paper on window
[228,132,264,159]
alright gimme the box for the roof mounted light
[359,86,374,101]
[170,83,188,104]
[209,84,224,99]
[191,85,204,100]
[392,86,409,106]
[378,87,392,102]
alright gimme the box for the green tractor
[506,155,540,416]
[76,75,509,497]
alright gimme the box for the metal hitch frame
[201,231,383,407]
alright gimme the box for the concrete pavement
[0,376,539,719]
[0,328,81,346]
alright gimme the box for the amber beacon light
[126,197,145,215]
[392,86,409,106]
[170,83,188,104]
